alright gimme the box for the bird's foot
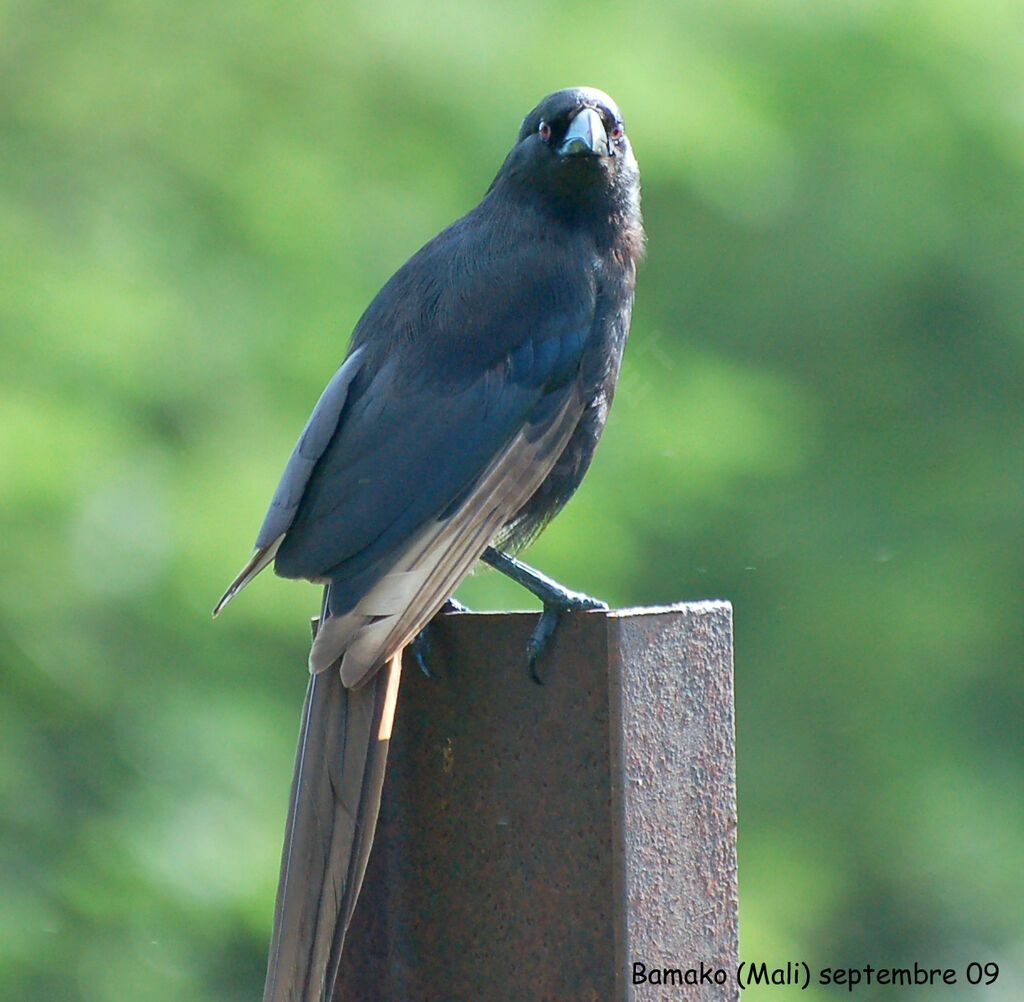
[527,591,607,683]
[481,547,607,683]
[409,597,469,678]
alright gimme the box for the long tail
[262,610,402,1002]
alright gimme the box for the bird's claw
[527,607,560,683]
[408,597,468,679]
[527,592,608,684]
[409,626,439,679]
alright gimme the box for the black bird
[215,86,643,1002]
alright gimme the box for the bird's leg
[481,546,607,681]
[409,597,469,678]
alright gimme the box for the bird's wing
[247,224,596,678]
[309,376,586,683]
[277,308,592,581]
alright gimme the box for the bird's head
[517,87,626,159]
[495,87,641,238]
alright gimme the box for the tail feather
[262,628,401,1002]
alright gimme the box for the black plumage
[215,86,643,1001]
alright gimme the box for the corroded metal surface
[335,604,736,1001]
[609,603,737,1001]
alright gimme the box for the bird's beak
[559,107,611,157]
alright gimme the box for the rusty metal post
[335,603,737,1001]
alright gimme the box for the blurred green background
[2,0,1022,999]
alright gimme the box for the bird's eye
[539,121,551,140]
[610,122,624,140]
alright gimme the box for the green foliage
[2,1,1022,998]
